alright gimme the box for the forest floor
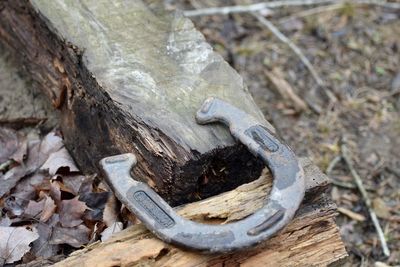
[0,1,399,266]
[171,1,400,266]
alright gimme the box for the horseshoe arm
[100,97,305,253]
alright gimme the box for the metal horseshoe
[100,97,305,253]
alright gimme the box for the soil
[1,1,399,266]
[170,1,400,266]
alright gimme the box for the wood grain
[0,0,270,204]
[56,159,347,267]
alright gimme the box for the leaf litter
[0,128,114,264]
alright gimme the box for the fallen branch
[264,68,309,112]
[253,13,337,102]
[341,142,390,257]
[183,0,336,17]
[326,155,356,189]
[279,1,400,24]
[279,3,344,24]
[183,0,400,17]
[356,0,400,9]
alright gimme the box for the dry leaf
[372,198,391,219]
[59,197,87,227]
[100,221,123,241]
[40,147,79,175]
[4,196,25,217]
[12,173,47,201]
[0,226,39,264]
[338,207,366,221]
[49,180,62,205]
[40,196,57,222]
[0,132,63,198]
[31,214,59,259]
[0,128,28,164]
[62,174,87,195]
[50,224,90,248]
[80,192,110,221]
[24,199,45,219]
[103,194,120,227]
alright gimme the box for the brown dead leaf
[80,192,110,221]
[372,198,391,219]
[0,132,63,198]
[40,147,79,175]
[49,180,62,205]
[0,226,39,264]
[4,196,25,217]
[22,132,63,175]
[24,199,45,219]
[0,127,22,163]
[59,197,87,227]
[31,214,59,259]
[62,174,87,195]
[103,194,120,227]
[40,196,57,222]
[12,173,47,201]
[50,224,90,248]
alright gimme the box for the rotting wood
[0,0,270,205]
[56,158,348,267]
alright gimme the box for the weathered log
[55,158,347,267]
[0,0,268,205]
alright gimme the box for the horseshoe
[100,97,305,253]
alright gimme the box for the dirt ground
[170,1,400,266]
[0,1,399,266]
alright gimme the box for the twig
[386,166,400,178]
[331,179,356,189]
[184,0,400,17]
[253,13,322,85]
[355,0,400,9]
[184,0,336,17]
[341,142,390,257]
[253,13,337,102]
[279,1,400,23]
[279,3,344,24]
[264,68,309,112]
[326,155,357,188]
[326,155,342,175]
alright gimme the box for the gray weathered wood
[0,0,267,204]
